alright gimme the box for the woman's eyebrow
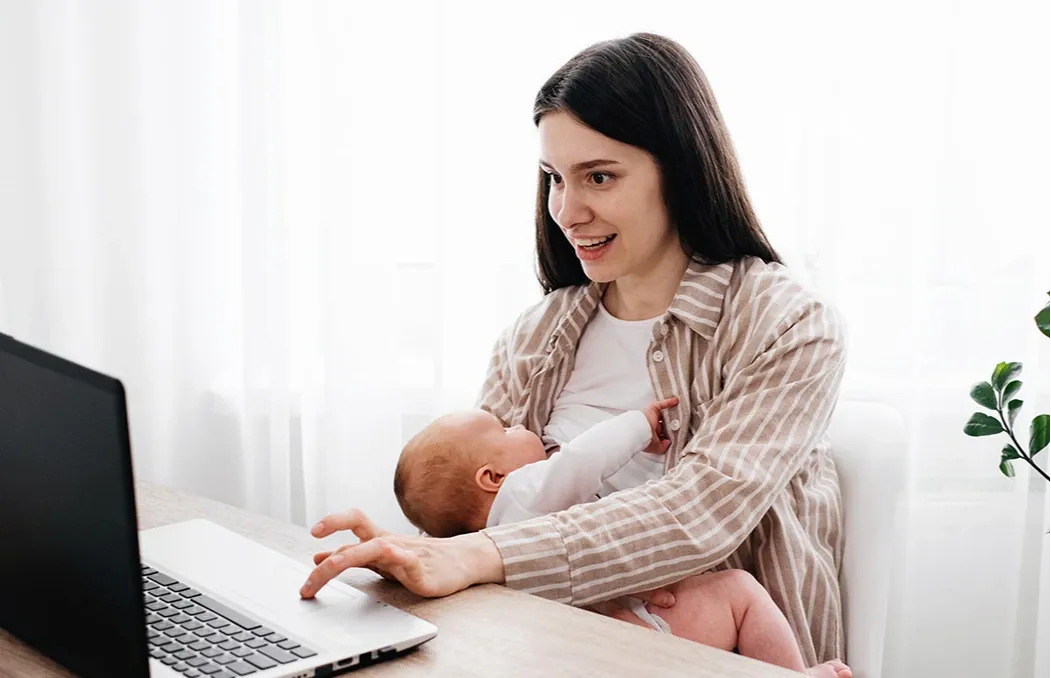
[538,158,622,173]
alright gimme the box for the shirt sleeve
[481,296,846,606]
[504,411,653,520]
[475,324,516,426]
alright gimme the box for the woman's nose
[552,185,592,229]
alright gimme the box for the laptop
[0,333,437,678]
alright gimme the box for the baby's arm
[513,410,654,516]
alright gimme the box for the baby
[393,398,851,678]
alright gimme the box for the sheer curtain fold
[1,2,1047,676]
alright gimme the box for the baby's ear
[474,465,505,493]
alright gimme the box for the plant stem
[997,406,1050,481]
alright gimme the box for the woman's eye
[548,172,563,186]
[591,172,613,185]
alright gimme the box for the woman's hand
[298,509,505,599]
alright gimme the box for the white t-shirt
[543,301,666,497]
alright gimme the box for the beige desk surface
[1,482,799,678]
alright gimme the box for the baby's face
[463,410,547,471]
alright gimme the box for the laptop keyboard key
[291,646,317,659]
[259,646,296,664]
[201,648,223,658]
[276,639,298,650]
[231,647,254,658]
[214,654,237,665]
[187,656,209,667]
[174,650,196,661]
[199,664,223,675]
[218,639,239,651]
[244,638,267,649]
[232,631,254,642]
[244,653,277,670]
[193,595,261,630]
[226,662,259,676]
[162,655,179,665]
[149,573,178,586]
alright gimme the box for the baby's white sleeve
[493,410,652,522]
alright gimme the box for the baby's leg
[642,570,808,672]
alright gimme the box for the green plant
[964,294,1050,480]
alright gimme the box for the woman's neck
[603,246,690,321]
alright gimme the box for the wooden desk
[2,482,798,678]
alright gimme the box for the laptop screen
[0,335,149,677]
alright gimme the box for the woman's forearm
[455,531,505,585]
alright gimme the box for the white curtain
[1,1,1047,676]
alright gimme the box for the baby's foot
[804,659,852,678]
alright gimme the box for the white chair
[826,400,909,678]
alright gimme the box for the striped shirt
[477,256,847,664]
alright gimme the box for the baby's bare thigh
[647,571,758,650]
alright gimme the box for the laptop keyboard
[143,565,318,677]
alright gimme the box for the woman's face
[538,111,678,284]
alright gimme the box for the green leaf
[965,412,1004,437]
[999,459,1016,477]
[1030,414,1049,457]
[1002,380,1023,404]
[992,362,1023,391]
[1036,300,1049,338]
[1008,399,1024,427]
[970,382,997,410]
[1001,443,1021,460]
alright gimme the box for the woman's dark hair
[534,32,782,293]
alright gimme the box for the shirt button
[652,350,665,363]
[660,324,669,336]
[669,419,681,431]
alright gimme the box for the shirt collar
[553,258,733,349]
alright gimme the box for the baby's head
[393,409,546,537]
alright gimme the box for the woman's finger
[299,538,410,599]
[310,508,389,541]
[312,551,333,565]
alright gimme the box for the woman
[300,32,847,667]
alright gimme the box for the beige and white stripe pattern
[477,256,847,665]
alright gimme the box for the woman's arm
[482,295,846,607]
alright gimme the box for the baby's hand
[642,397,679,454]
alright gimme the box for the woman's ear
[474,464,505,493]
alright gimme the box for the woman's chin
[580,261,620,284]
